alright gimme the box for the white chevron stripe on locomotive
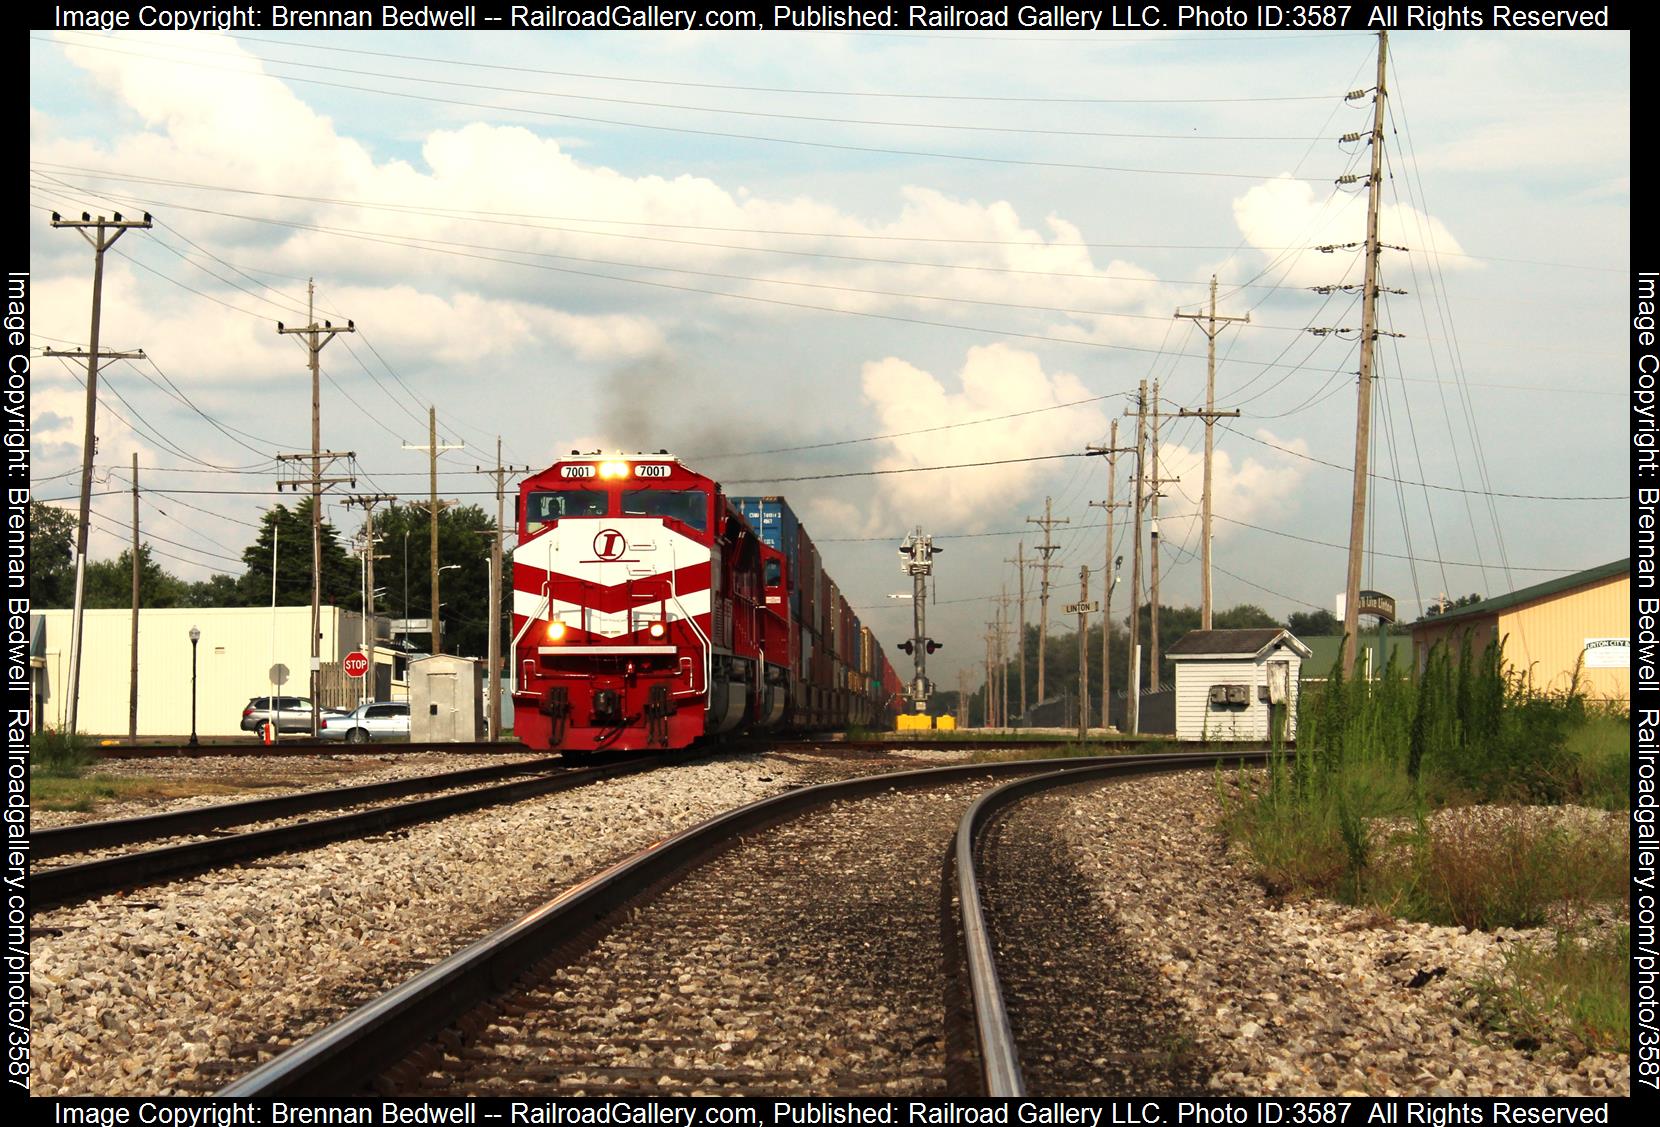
[511,518,713,577]
[512,589,712,639]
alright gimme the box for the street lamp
[436,565,461,655]
[403,529,411,646]
[188,625,201,747]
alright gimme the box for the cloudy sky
[28,25,1630,685]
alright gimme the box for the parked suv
[241,696,348,736]
[319,701,411,743]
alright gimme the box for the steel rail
[32,754,681,910]
[91,739,525,760]
[35,756,569,860]
[218,749,1245,1096]
[954,747,1274,1096]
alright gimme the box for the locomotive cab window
[620,488,708,532]
[525,490,610,533]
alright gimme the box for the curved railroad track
[220,750,1260,1096]
[955,753,1270,1095]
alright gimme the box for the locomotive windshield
[620,488,708,532]
[525,490,610,533]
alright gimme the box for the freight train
[509,453,904,753]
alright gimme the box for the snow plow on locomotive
[510,454,901,753]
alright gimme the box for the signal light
[899,641,914,654]
[925,640,941,654]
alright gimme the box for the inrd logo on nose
[592,529,628,560]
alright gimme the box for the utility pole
[277,281,355,735]
[1003,542,1028,718]
[992,587,1018,728]
[1176,275,1249,630]
[1088,419,1133,731]
[473,439,529,741]
[1064,566,1096,738]
[1343,31,1390,675]
[1146,380,1180,691]
[1026,497,1068,705]
[44,208,151,735]
[129,452,139,744]
[404,408,464,655]
[343,493,396,705]
[1125,381,1149,735]
[983,623,997,728]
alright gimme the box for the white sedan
[319,701,411,743]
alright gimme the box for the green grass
[1214,637,1630,1059]
[32,773,132,812]
[1474,925,1630,1057]
[29,729,99,779]
[1560,712,1631,810]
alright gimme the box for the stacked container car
[732,494,897,734]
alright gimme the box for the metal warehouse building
[1406,558,1630,704]
[33,605,391,738]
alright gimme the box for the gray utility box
[408,654,484,742]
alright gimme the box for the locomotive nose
[591,689,622,724]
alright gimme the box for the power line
[41,36,1334,184]
[1214,423,1622,500]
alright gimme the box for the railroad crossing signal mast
[897,528,941,713]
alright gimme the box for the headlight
[547,621,568,642]
[648,622,666,639]
[600,460,629,479]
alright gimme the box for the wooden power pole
[1088,419,1133,730]
[277,280,355,735]
[404,408,463,655]
[474,439,529,740]
[1125,381,1149,734]
[1003,542,1028,718]
[1026,497,1069,705]
[1343,31,1391,675]
[1176,275,1248,630]
[44,209,151,735]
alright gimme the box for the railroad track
[955,752,1269,1095]
[220,749,1270,1096]
[32,751,693,910]
[92,739,525,760]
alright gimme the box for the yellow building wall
[1496,574,1629,701]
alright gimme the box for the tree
[1288,609,1341,636]
[82,544,188,609]
[183,573,243,607]
[367,502,500,659]
[29,502,76,606]
[238,498,359,611]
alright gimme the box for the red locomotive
[510,453,902,753]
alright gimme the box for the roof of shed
[1166,628,1311,659]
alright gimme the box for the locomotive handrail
[669,536,712,701]
[508,591,550,695]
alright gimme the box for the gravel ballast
[30,753,819,1095]
[1053,770,1629,1097]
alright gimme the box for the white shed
[1166,628,1312,742]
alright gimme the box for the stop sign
[343,651,369,679]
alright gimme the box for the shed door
[429,672,456,741]
[1266,660,1290,705]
